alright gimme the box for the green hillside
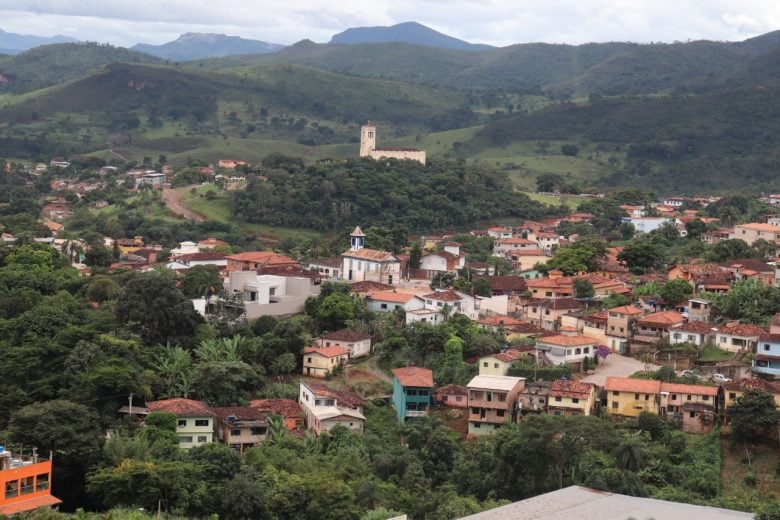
[0,61,473,161]
[0,42,163,93]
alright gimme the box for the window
[179,436,193,443]
[455,396,462,402]
[195,419,209,427]
[620,327,625,333]
[407,389,418,396]
[634,393,639,400]
[645,395,649,401]
[307,357,312,363]
[20,476,34,495]
[231,429,241,436]
[612,391,619,396]
[610,326,615,331]
[178,419,187,427]
[611,401,619,409]
[545,309,550,315]
[197,436,207,443]
[381,303,388,309]
[494,363,499,369]
[251,427,267,435]
[474,422,481,428]
[419,390,428,396]
[703,395,709,401]
[689,411,696,418]
[471,407,479,414]
[687,395,692,401]
[729,392,737,400]
[765,344,771,351]
[671,394,677,401]
[572,398,579,404]
[584,347,590,354]
[36,474,49,491]
[5,479,18,499]
[497,410,505,417]
[555,396,562,402]
[673,333,681,339]
[575,348,581,355]
[483,362,488,367]
[497,393,506,402]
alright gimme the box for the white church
[359,122,426,165]
[341,226,402,285]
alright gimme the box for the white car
[711,373,732,383]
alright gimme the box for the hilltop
[0,27,77,54]
[330,21,493,51]
[132,33,284,61]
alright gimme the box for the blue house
[755,333,780,377]
[391,367,434,421]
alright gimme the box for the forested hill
[469,82,780,194]
[229,158,556,231]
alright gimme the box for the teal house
[391,367,434,421]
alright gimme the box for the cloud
[1,1,779,48]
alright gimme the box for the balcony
[404,410,428,418]
[468,398,508,409]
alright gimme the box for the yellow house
[722,379,780,417]
[478,349,524,376]
[658,382,718,434]
[605,377,662,417]
[548,380,596,416]
[302,345,349,378]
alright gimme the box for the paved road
[581,353,660,387]
[163,186,205,222]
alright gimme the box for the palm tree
[614,436,646,471]
[195,335,244,363]
[154,344,193,398]
[62,239,84,265]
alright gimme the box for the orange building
[0,449,61,515]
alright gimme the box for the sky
[1,1,780,48]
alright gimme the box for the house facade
[391,367,434,421]
[317,329,372,359]
[0,450,61,516]
[517,381,553,418]
[478,349,523,376]
[716,323,766,353]
[535,334,598,370]
[547,380,596,416]
[225,251,298,272]
[302,345,349,378]
[298,381,365,435]
[249,398,304,431]
[341,227,401,285]
[436,384,469,408]
[146,398,216,449]
[754,333,780,377]
[213,407,268,454]
[604,378,662,418]
[365,291,424,313]
[467,375,525,436]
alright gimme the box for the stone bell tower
[359,122,376,158]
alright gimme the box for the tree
[573,278,595,299]
[560,144,579,156]
[84,245,113,268]
[409,242,422,269]
[729,390,779,444]
[181,265,223,298]
[618,241,666,274]
[115,272,203,345]
[685,218,707,239]
[706,239,754,262]
[472,277,492,297]
[658,279,693,305]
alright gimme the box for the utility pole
[128,393,134,417]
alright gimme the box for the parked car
[711,373,732,383]
[680,370,702,380]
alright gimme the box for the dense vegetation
[229,158,554,231]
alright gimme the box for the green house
[391,367,434,421]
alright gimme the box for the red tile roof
[674,321,715,334]
[537,334,599,347]
[320,329,371,342]
[477,315,524,327]
[349,281,393,293]
[636,311,685,327]
[660,382,718,396]
[392,367,434,388]
[304,345,350,357]
[306,382,364,408]
[342,248,397,261]
[176,252,227,262]
[437,384,468,396]
[551,380,594,399]
[722,378,780,393]
[422,289,463,301]
[249,398,303,417]
[528,298,583,310]
[366,291,417,303]
[213,406,268,421]
[146,398,215,417]
[609,305,644,316]
[604,377,662,394]
[227,251,298,265]
[718,323,767,338]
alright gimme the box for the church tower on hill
[359,122,426,165]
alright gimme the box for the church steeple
[350,226,365,251]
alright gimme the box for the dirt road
[163,187,205,222]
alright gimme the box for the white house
[341,227,401,285]
[405,308,444,324]
[167,252,227,271]
[307,257,343,279]
[298,381,365,435]
[146,398,216,450]
[487,226,513,239]
[365,291,425,313]
[223,271,320,319]
[493,238,538,256]
[623,217,675,234]
[534,334,599,371]
[419,242,466,272]
[170,241,200,257]
[716,323,766,353]
[316,329,372,359]
[669,321,715,347]
[420,289,478,319]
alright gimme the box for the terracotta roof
[488,226,512,232]
[584,310,609,324]
[227,251,298,265]
[213,406,267,421]
[306,382,364,407]
[350,281,393,293]
[422,289,463,301]
[526,273,620,289]
[637,311,685,327]
[351,226,365,237]
[342,248,397,261]
[249,398,303,417]
[551,380,594,399]
[437,384,468,396]
[320,329,371,342]
[310,256,342,268]
[718,323,767,338]
[772,313,780,326]
[366,291,417,303]
[506,322,548,334]
[755,353,780,362]
[722,378,780,393]
[537,334,599,347]
[443,241,461,247]
[392,367,434,388]
[508,249,549,256]
[304,345,349,357]
[674,321,715,334]
[609,305,644,316]
[660,382,718,396]
[477,315,524,327]
[604,377,662,394]
[198,237,228,247]
[176,252,227,262]
[146,398,215,417]
[486,349,525,362]
[737,222,780,232]
[496,238,537,245]
[725,258,772,272]
[257,265,322,278]
[472,275,527,292]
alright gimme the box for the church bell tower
[360,122,376,157]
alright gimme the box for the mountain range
[3,24,780,194]
[131,33,284,61]
[330,21,492,51]
[0,28,77,55]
